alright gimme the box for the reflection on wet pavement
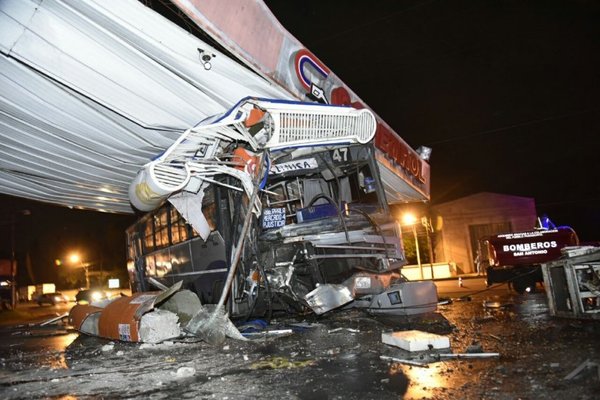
[0,325,78,370]
[513,293,551,323]
[47,333,79,369]
[395,362,448,399]
[1,281,599,399]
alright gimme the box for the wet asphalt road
[1,279,599,399]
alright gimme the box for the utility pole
[9,209,30,309]
[422,216,435,280]
[412,224,423,279]
[83,263,90,289]
[10,213,16,310]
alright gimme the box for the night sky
[266,0,600,240]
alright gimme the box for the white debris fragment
[51,378,60,383]
[139,309,181,344]
[382,330,450,352]
[242,329,292,337]
[243,355,249,361]
[223,345,230,351]
[174,366,196,378]
[116,351,124,356]
[101,343,114,352]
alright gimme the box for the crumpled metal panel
[0,0,291,212]
[0,0,428,213]
[304,284,354,315]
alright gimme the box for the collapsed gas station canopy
[0,0,429,213]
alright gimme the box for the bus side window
[143,218,154,253]
[154,209,169,248]
[145,254,156,276]
[169,206,189,244]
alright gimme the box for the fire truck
[481,225,579,293]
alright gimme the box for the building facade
[431,192,537,274]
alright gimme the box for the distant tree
[401,232,432,265]
[56,264,83,289]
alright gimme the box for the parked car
[75,289,107,304]
[36,292,69,306]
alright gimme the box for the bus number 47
[331,148,349,163]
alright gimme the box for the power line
[537,197,600,207]
[427,107,598,146]
[309,0,439,46]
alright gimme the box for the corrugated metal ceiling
[0,0,292,213]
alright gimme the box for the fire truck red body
[481,226,579,293]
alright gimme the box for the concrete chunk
[382,330,450,352]
[139,309,181,343]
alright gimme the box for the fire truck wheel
[513,278,536,294]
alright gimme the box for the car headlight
[91,291,103,301]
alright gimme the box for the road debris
[379,355,429,368]
[69,281,210,344]
[466,342,484,353]
[241,329,293,338]
[173,366,196,379]
[436,353,500,359]
[486,334,503,342]
[101,343,115,352]
[185,304,247,345]
[237,319,268,333]
[564,359,600,380]
[39,313,69,327]
[288,322,322,330]
[382,330,450,352]
[454,296,472,302]
[483,301,512,309]
[250,356,316,370]
[305,284,354,315]
[139,309,180,344]
[328,327,360,334]
[438,298,452,305]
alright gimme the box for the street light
[401,212,423,279]
[68,252,90,289]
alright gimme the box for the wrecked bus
[126,98,437,319]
